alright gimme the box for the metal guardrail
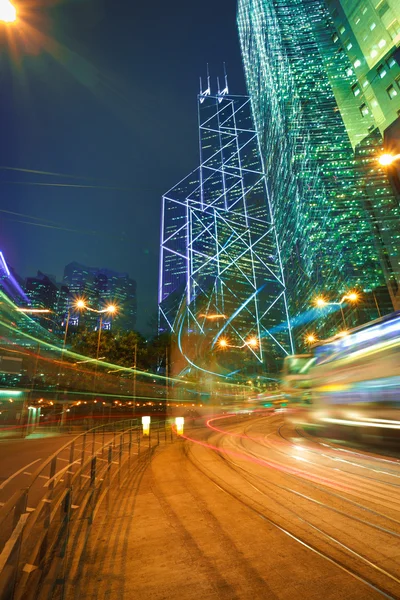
[0,417,175,600]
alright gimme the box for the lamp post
[74,300,118,359]
[313,292,359,328]
[378,153,400,167]
[76,301,118,407]
[218,336,259,350]
[0,0,16,22]
[304,333,317,346]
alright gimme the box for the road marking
[26,507,35,513]
[71,505,79,509]
[0,459,42,491]
[44,460,80,488]
[23,472,32,476]
[81,474,90,479]
[39,475,50,480]
[0,513,30,572]
[57,458,70,463]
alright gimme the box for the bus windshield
[283,355,315,375]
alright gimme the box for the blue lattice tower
[159,85,293,376]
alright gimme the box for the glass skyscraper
[159,84,293,376]
[237,0,399,347]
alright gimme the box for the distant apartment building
[24,271,60,330]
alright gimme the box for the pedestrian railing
[0,417,175,600]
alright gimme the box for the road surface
[62,410,400,599]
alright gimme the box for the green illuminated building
[324,0,400,149]
[237,0,400,348]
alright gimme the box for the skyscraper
[24,271,59,330]
[237,0,399,345]
[159,82,293,376]
[324,0,400,150]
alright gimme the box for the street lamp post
[378,153,400,167]
[314,292,359,328]
[78,302,118,406]
[0,0,16,22]
[218,336,259,350]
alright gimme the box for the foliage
[69,328,171,373]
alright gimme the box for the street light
[313,291,359,327]
[378,153,400,167]
[246,337,259,348]
[0,0,16,23]
[305,333,317,345]
[217,336,259,349]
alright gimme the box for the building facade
[237,0,399,350]
[159,85,293,376]
[324,0,400,149]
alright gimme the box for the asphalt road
[63,410,400,600]
[0,431,119,510]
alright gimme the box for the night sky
[0,0,245,333]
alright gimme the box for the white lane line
[39,475,50,480]
[23,472,32,476]
[81,475,90,479]
[71,505,79,509]
[26,507,35,513]
[0,459,42,491]
[57,458,70,463]
[44,460,80,488]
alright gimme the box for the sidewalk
[64,439,381,600]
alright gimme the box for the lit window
[339,24,345,34]
[370,22,376,31]
[362,6,368,14]
[377,64,387,78]
[387,84,398,99]
[371,99,378,107]
[363,80,368,87]
[359,104,369,117]
[332,33,339,43]
[371,49,378,58]
[352,83,361,96]
[346,41,353,50]
[387,57,396,68]
[354,59,361,68]
[354,16,361,25]
[378,39,386,48]
[346,67,353,76]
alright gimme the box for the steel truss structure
[159,86,293,373]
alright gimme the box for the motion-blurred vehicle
[281,354,315,403]
[282,311,400,440]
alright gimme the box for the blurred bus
[288,311,400,439]
[281,354,315,404]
